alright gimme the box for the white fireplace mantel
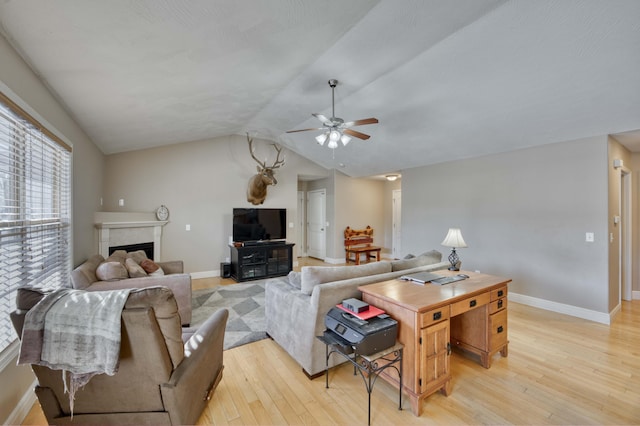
[95,220,168,230]
[94,213,168,260]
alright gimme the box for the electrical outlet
[585,232,594,242]
[185,224,191,231]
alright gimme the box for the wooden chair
[344,226,382,265]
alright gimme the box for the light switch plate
[585,232,594,242]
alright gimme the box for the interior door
[392,189,402,259]
[297,190,306,257]
[307,189,326,260]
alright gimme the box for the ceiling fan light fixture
[285,79,378,150]
[315,132,328,145]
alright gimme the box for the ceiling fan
[286,79,378,149]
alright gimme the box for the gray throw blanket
[18,288,132,413]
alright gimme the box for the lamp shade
[315,132,328,145]
[441,228,467,248]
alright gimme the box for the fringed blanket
[18,288,132,413]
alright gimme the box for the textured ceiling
[1,0,639,177]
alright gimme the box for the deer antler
[269,143,285,169]
[247,133,285,169]
[247,133,266,168]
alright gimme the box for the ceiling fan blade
[342,117,379,127]
[312,113,330,124]
[285,127,324,133]
[343,128,371,140]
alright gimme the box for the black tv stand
[242,240,286,247]
[229,241,295,282]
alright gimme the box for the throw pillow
[287,271,302,289]
[105,250,127,264]
[140,259,163,274]
[96,261,128,281]
[391,250,442,271]
[149,267,165,277]
[125,257,148,278]
[300,261,392,295]
[127,250,148,264]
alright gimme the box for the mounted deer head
[246,133,285,205]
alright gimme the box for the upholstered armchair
[11,286,227,425]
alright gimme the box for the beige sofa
[71,250,192,325]
[265,250,450,378]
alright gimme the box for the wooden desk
[359,270,510,416]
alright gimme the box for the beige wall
[0,33,105,424]
[402,135,611,314]
[103,135,327,273]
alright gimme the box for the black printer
[324,307,398,355]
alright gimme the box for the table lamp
[441,228,467,271]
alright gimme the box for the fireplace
[95,212,168,261]
[109,242,154,260]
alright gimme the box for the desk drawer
[420,306,450,328]
[491,286,508,301]
[489,297,507,314]
[450,292,490,317]
[490,309,508,351]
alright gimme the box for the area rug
[191,281,267,350]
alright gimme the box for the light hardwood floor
[22,259,640,425]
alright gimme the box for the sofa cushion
[125,257,148,278]
[300,261,392,295]
[391,250,442,272]
[96,261,129,281]
[71,254,105,289]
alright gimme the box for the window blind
[0,94,71,355]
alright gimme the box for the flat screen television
[233,208,286,242]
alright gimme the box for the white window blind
[0,93,71,355]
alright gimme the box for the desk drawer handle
[497,290,504,297]
[497,326,504,333]
[497,300,503,309]
[469,299,477,308]
[433,311,442,321]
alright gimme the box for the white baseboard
[633,290,640,300]
[509,292,611,325]
[5,380,37,426]
[323,257,344,264]
[190,270,218,279]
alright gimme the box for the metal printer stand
[317,331,403,425]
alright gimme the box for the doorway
[620,167,632,301]
[297,191,306,257]
[392,189,402,259]
[307,189,326,260]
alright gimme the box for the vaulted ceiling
[1,0,639,177]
